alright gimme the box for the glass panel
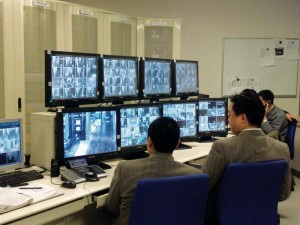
[0,2,4,118]
[111,21,131,56]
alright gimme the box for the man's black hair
[230,89,265,127]
[147,117,180,153]
[257,89,274,104]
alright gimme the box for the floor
[278,176,300,225]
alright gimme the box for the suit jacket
[202,129,291,201]
[106,152,201,225]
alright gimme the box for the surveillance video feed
[176,62,198,93]
[0,121,22,166]
[120,106,160,148]
[51,55,98,100]
[163,103,197,137]
[144,61,171,95]
[63,110,117,159]
[198,100,226,132]
[103,58,137,97]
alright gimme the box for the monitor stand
[121,151,149,160]
[96,161,112,170]
[198,136,215,143]
[175,142,192,150]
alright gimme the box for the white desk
[0,142,212,225]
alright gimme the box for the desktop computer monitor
[56,107,120,166]
[0,118,24,171]
[162,100,198,141]
[198,98,228,141]
[119,103,161,157]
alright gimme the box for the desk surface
[0,142,212,225]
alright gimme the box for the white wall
[64,0,300,115]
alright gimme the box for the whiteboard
[222,38,299,97]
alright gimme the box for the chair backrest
[128,174,209,225]
[286,119,297,159]
[217,160,288,225]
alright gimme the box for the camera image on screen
[103,58,137,97]
[63,110,117,159]
[144,61,171,95]
[198,100,226,132]
[120,106,160,148]
[176,62,198,93]
[51,55,98,100]
[163,103,197,137]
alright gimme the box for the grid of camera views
[51,55,98,100]
[103,58,137,97]
[0,121,22,166]
[198,100,226,131]
[144,61,171,95]
[176,62,198,93]
[63,110,117,158]
[163,103,197,137]
[120,106,160,147]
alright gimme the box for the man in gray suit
[202,89,291,223]
[106,117,201,225]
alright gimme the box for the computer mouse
[61,180,76,189]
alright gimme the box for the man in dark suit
[202,89,291,223]
[106,117,201,225]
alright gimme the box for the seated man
[202,89,291,224]
[106,117,201,225]
[258,89,288,142]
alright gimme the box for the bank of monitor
[45,50,101,108]
[119,104,161,156]
[162,101,198,141]
[139,57,172,100]
[56,107,120,167]
[198,98,228,141]
[0,118,24,171]
[172,60,199,99]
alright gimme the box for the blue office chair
[286,119,297,159]
[127,174,209,225]
[216,160,288,225]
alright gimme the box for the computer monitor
[101,55,139,103]
[0,118,24,171]
[45,50,101,108]
[139,57,172,100]
[172,60,199,99]
[119,103,161,158]
[56,107,120,167]
[198,98,228,141]
[162,100,198,142]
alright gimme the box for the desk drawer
[93,189,109,208]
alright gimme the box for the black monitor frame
[55,106,120,166]
[198,98,228,141]
[100,55,139,104]
[45,50,101,108]
[139,57,173,101]
[171,59,199,99]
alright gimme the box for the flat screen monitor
[101,55,139,103]
[162,101,198,141]
[198,98,228,141]
[139,57,172,100]
[0,118,24,171]
[172,60,199,99]
[119,103,161,155]
[45,50,101,108]
[56,107,120,166]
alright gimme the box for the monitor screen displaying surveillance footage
[175,61,198,94]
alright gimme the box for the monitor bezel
[55,106,120,166]
[161,100,199,142]
[139,57,173,100]
[0,118,24,171]
[119,103,162,156]
[198,98,228,139]
[100,54,139,103]
[45,50,101,108]
[171,59,199,99]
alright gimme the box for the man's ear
[240,113,247,123]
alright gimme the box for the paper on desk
[11,183,63,204]
[0,187,33,214]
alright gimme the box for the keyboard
[0,170,44,187]
[60,170,86,184]
[72,165,108,179]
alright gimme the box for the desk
[0,142,212,225]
